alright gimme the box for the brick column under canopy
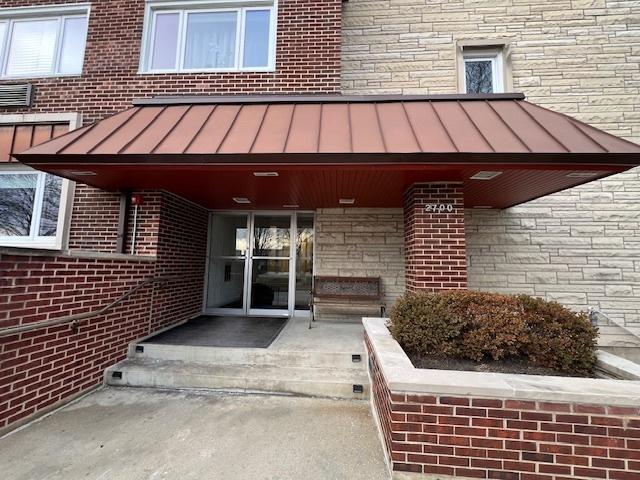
[403,183,467,292]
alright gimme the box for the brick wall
[68,187,163,256]
[0,191,208,432]
[315,208,405,316]
[0,254,155,429]
[67,186,122,252]
[366,335,640,480]
[404,184,466,292]
[0,0,342,123]
[151,192,208,332]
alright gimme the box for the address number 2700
[425,204,454,213]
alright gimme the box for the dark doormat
[143,316,288,348]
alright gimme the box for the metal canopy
[17,94,640,160]
[13,94,640,209]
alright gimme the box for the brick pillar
[403,183,467,292]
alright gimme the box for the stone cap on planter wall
[363,317,640,407]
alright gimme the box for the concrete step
[129,342,367,370]
[105,358,370,400]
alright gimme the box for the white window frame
[0,113,80,250]
[462,49,504,94]
[0,3,90,79]
[140,0,277,74]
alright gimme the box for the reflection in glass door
[205,212,314,317]
[295,213,314,311]
[205,214,248,315]
[249,214,291,315]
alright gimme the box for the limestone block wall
[466,168,640,331]
[342,0,640,143]
[314,208,406,318]
[341,0,640,342]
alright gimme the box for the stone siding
[315,208,405,318]
[343,0,640,338]
[342,0,640,143]
[466,169,640,329]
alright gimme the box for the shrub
[388,290,598,376]
[516,294,598,376]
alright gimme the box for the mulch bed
[410,353,592,378]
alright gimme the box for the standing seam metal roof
[18,95,640,159]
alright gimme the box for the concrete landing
[0,387,389,480]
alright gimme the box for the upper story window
[0,4,89,79]
[141,1,276,73]
[462,48,504,94]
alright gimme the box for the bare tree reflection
[465,61,493,94]
[254,223,290,256]
[0,173,62,237]
[0,173,37,236]
[38,175,62,236]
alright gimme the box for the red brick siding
[150,192,208,332]
[0,0,342,123]
[404,183,467,292]
[68,187,163,255]
[0,192,208,431]
[67,186,122,252]
[124,191,162,256]
[0,254,155,428]
[366,336,640,480]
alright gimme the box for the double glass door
[205,212,313,317]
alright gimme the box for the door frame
[202,210,315,318]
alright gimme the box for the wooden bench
[309,276,386,328]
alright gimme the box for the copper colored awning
[15,94,640,209]
[19,93,640,161]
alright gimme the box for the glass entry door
[205,213,249,315]
[205,212,313,317]
[249,214,291,315]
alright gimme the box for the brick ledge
[0,247,157,262]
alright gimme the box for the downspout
[130,194,144,255]
[116,191,131,254]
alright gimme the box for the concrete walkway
[0,387,388,480]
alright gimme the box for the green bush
[388,290,598,376]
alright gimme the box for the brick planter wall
[404,183,467,292]
[0,192,208,432]
[366,333,640,480]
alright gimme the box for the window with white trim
[462,49,504,94]
[0,5,89,78]
[141,1,276,73]
[0,168,72,249]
